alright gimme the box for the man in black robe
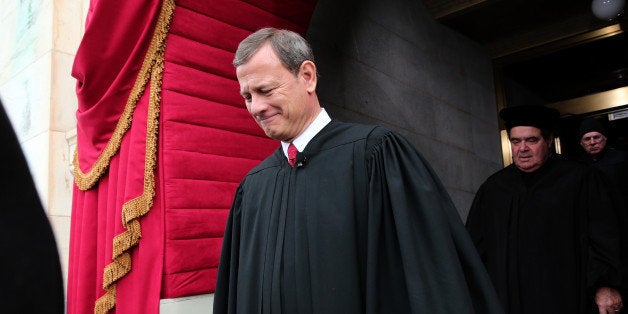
[0,98,65,313]
[213,27,503,313]
[579,118,628,305]
[466,105,623,314]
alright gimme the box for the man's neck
[281,108,331,154]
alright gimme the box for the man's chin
[263,129,279,140]
[263,129,289,141]
[515,161,538,172]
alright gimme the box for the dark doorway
[557,105,628,160]
[498,30,628,162]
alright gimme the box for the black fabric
[466,155,622,314]
[578,118,607,138]
[581,148,628,305]
[499,105,559,132]
[0,100,64,313]
[214,120,503,314]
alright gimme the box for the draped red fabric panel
[69,0,317,312]
[69,0,165,313]
[160,0,317,298]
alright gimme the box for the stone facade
[309,0,503,220]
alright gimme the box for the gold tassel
[74,0,173,191]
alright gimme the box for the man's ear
[299,60,317,93]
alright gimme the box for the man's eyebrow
[252,82,273,91]
[509,136,540,140]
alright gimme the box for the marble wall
[0,0,89,295]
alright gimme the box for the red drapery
[68,0,317,313]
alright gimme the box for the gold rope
[92,0,174,313]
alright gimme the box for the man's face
[235,43,315,142]
[580,131,607,156]
[509,126,553,173]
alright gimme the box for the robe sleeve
[464,179,510,307]
[364,128,503,313]
[583,167,622,290]
[0,101,64,313]
[214,185,243,314]
[466,184,487,259]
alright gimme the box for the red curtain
[68,0,317,313]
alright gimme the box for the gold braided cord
[102,252,133,285]
[74,0,174,191]
[93,0,174,313]
[95,283,117,313]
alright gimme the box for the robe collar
[281,108,331,158]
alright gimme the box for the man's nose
[249,96,267,115]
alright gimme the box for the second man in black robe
[467,105,623,314]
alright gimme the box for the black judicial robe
[582,149,628,300]
[214,121,503,314]
[466,155,621,314]
[0,100,64,313]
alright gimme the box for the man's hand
[596,287,623,314]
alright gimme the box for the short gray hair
[233,27,315,76]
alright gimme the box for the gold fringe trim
[92,0,174,313]
[74,0,174,191]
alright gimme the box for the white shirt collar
[282,108,331,157]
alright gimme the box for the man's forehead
[509,126,542,137]
[238,74,275,93]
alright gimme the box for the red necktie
[288,143,298,167]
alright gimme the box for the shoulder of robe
[362,125,401,153]
[481,164,520,190]
[304,120,379,152]
[550,156,591,176]
[604,149,628,165]
[245,148,283,176]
